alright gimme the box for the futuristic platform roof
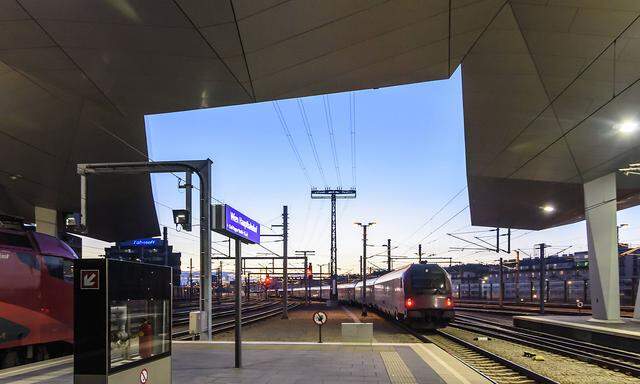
[2,1,640,239]
[463,1,640,229]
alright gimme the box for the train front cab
[405,264,454,329]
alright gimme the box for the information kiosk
[74,259,172,384]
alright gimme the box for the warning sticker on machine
[80,269,99,290]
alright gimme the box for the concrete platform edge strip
[0,356,73,379]
[411,344,491,384]
[173,340,420,346]
[514,315,640,339]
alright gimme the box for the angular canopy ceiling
[463,1,640,229]
[2,0,640,240]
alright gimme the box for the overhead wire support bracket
[310,187,356,301]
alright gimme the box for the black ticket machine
[74,259,172,384]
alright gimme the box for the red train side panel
[0,229,77,367]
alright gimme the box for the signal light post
[381,239,392,272]
[355,221,375,317]
[261,206,290,318]
[296,250,315,304]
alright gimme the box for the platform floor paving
[0,305,490,383]
[0,342,491,384]
[217,303,420,343]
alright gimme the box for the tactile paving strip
[380,350,418,384]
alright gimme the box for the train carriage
[346,264,454,328]
[0,220,78,368]
[288,263,454,329]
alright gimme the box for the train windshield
[411,266,448,294]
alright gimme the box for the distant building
[105,237,181,286]
[445,245,640,304]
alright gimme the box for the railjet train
[0,217,77,368]
[286,263,455,329]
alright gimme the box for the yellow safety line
[380,351,417,384]
[411,344,474,384]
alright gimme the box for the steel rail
[390,318,552,384]
[451,314,640,377]
[172,303,299,339]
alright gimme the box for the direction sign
[80,269,99,290]
[313,311,327,325]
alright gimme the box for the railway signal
[264,274,272,287]
[306,263,313,279]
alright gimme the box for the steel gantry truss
[311,188,356,301]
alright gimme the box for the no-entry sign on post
[313,311,327,343]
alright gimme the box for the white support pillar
[35,206,57,237]
[584,173,622,323]
[634,282,640,322]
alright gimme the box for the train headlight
[405,297,414,308]
[445,297,453,307]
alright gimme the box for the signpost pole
[235,238,242,368]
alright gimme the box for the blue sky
[83,68,640,273]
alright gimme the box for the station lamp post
[355,221,375,317]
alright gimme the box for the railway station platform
[216,302,419,343]
[514,315,640,353]
[0,304,491,383]
[0,342,491,384]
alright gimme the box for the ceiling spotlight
[614,120,639,134]
[541,205,555,213]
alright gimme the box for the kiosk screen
[109,299,171,369]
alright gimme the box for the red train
[0,218,77,368]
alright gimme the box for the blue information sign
[213,205,260,244]
[118,238,163,248]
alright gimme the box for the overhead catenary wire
[273,101,313,186]
[411,205,469,250]
[323,95,342,187]
[298,99,328,187]
[400,185,467,249]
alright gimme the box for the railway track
[392,320,556,384]
[172,301,277,326]
[427,331,554,384]
[172,302,299,339]
[450,313,640,378]
[172,298,263,317]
